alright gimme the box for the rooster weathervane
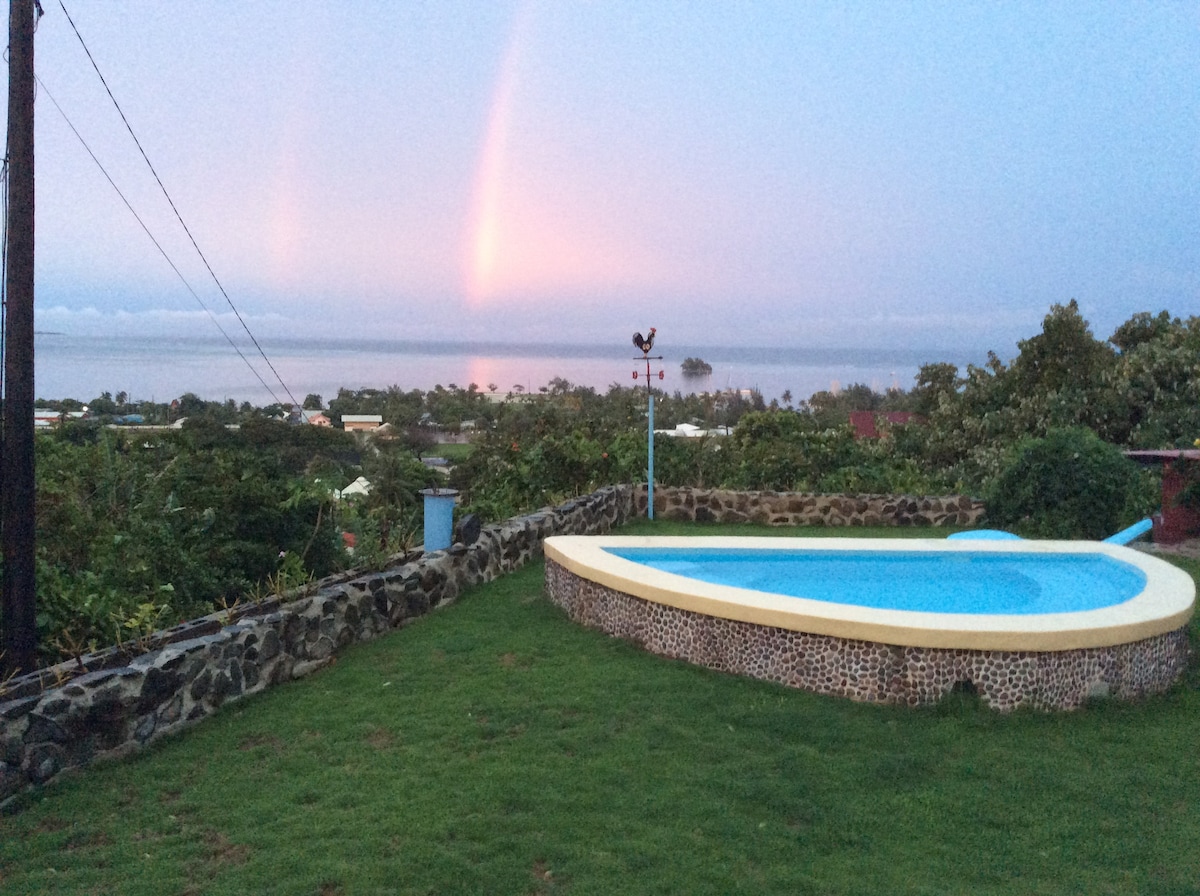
[630,327,663,519]
[632,327,657,356]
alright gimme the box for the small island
[680,356,713,377]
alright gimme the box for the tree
[680,357,713,377]
[360,445,440,550]
[303,393,324,410]
[89,392,118,416]
[911,362,960,416]
[804,383,885,428]
[1108,313,1200,447]
[27,422,350,661]
[1009,300,1116,397]
[910,303,1130,486]
[1110,311,1179,353]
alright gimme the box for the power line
[36,76,285,405]
[56,0,301,408]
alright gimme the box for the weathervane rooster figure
[632,327,657,356]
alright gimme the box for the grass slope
[3,525,1198,895]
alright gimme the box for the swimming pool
[544,536,1195,710]
[605,547,1148,615]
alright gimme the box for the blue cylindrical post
[419,488,458,552]
[647,390,655,520]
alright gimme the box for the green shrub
[983,427,1154,539]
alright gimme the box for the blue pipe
[1102,517,1153,545]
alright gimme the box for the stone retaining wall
[0,485,983,805]
[0,486,633,805]
[639,487,983,527]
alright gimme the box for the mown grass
[431,442,474,463]
[3,523,1199,895]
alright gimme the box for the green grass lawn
[3,523,1199,895]
[430,442,473,463]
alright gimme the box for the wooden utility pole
[2,0,39,676]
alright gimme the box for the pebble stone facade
[545,560,1192,711]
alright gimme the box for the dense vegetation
[11,302,1199,667]
[25,418,439,666]
[451,304,1196,520]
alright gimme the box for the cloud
[36,304,290,337]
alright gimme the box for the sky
[23,0,1200,357]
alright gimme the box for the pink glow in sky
[464,0,527,305]
[465,1,682,307]
[25,1,1200,354]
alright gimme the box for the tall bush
[983,427,1155,539]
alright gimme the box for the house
[848,411,878,438]
[655,422,732,438]
[286,406,332,426]
[849,411,925,439]
[341,414,383,432]
[336,476,371,499]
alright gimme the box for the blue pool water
[604,548,1148,615]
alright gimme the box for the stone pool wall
[0,486,633,805]
[545,560,1192,711]
[638,487,983,528]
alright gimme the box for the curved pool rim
[543,535,1195,652]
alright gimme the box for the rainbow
[465,1,532,305]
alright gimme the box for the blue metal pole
[647,385,655,519]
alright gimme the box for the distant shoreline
[33,332,979,406]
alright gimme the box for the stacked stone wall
[0,485,983,805]
[639,487,983,527]
[0,486,633,805]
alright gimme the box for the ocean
[32,332,976,407]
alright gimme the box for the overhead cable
[36,77,284,404]
[56,0,300,408]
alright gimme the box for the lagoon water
[34,332,974,407]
